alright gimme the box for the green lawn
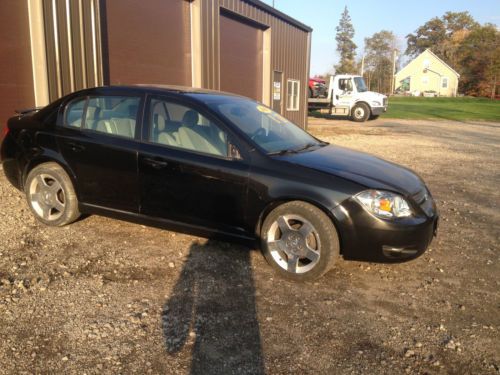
[382,96,500,122]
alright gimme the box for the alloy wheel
[29,173,66,221]
[266,214,321,273]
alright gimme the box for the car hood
[358,91,386,102]
[276,144,424,195]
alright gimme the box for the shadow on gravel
[162,240,264,374]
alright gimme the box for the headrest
[182,110,199,127]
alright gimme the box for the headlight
[371,101,382,106]
[355,190,412,218]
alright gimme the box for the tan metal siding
[0,0,35,128]
[200,0,310,128]
[43,0,103,101]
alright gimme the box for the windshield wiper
[293,143,319,153]
[267,148,298,156]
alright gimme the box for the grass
[381,96,500,122]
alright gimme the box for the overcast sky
[260,0,500,75]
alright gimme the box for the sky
[259,0,500,75]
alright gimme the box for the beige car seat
[156,114,178,146]
[178,126,223,156]
[96,118,135,138]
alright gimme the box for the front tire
[24,162,80,226]
[351,102,370,122]
[261,201,340,282]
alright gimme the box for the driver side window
[148,99,230,158]
[338,79,352,92]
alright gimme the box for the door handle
[143,157,169,169]
[67,141,85,152]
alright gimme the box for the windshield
[199,95,323,154]
[354,77,368,92]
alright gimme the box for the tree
[406,11,478,61]
[406,17,447,58]
[363,30,399,94]
[442,11,479,34]
[334,6,357,74]
[458,24,500,97]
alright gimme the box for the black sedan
[1,86,438,281]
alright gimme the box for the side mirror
[228,141,242,160]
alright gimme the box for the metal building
[0,0,311,130]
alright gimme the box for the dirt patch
[0,117,499,374]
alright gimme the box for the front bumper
[332,197,438,262]
[371,106,387,115]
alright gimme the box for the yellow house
[395,49,460,97]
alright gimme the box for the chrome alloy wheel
[353,106,365,120]
[266,214,321,274]
[28,173,66,221]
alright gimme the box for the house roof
[396,49,460,78]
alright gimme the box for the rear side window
[84,96,140,139]
[65,98,86,127]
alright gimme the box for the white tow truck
[308,75,388,122]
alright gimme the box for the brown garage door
[104,0,191,86]
[219,14,263,101]
[0,1,35,130]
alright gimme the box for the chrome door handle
[143,157,168,169]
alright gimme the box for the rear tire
[260,201,340,282]
[24,162,80,226]
[351,102,370,122]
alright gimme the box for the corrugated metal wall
[199,0,310,128]
[43,0,103,102]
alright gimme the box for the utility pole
[390,50,397,95]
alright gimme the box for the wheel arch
[255,197,345,255]
[23,155,79,199]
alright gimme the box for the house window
[421,76,429,85]
[287,79,300,111]
[442,77,449,89]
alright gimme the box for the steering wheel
[251,127,267,140]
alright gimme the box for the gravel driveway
[0,117,498,374]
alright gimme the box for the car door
[138,95,250,236]
[334,78,354,107]
[55,90,144,212]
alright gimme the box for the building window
[421,76,429,85]
[287,79,300,111]
[442,77,449,89]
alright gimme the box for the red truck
[308,77,327,98]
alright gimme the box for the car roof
[92,84,242,98]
